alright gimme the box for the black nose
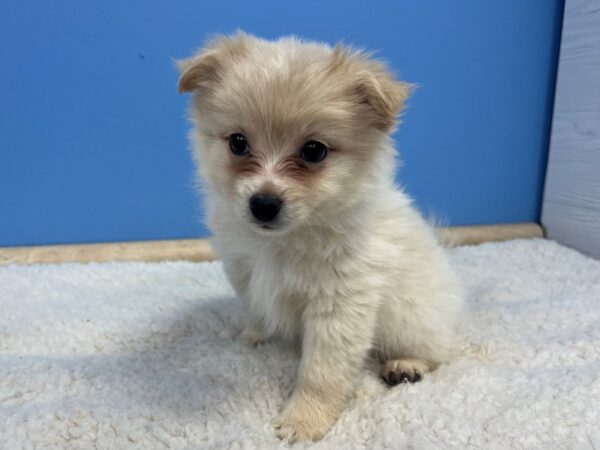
[249,194,282,223]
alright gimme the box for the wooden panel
[542,0,600,259]
[0,239,216,265]
[0,224,544,265]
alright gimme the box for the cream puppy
[178,32,463,443]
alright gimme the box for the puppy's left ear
[354,63,412,132]
[332,46,412,132]
[177,32,251,93]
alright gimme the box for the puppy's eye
[299,141,327,163]
[229,133,249,155]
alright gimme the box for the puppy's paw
[274,397,335,443]
[239,325,266,347]
[381,358,430,386]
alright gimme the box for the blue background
[0,1,564,246]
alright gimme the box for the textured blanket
[1,239,599,449]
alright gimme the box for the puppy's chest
[247,250,339,335]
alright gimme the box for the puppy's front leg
[275,292,378,442]
[222,259,269,346]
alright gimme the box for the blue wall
[0,1,564,246]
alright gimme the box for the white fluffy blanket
[1,239,599,449]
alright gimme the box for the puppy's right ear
[177,32,250,93]
[177,52,221,93]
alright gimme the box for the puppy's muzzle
[249,194,282,223]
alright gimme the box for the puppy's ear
[332,45,412,132]
[177,32,251,93]
[354,64,412,132]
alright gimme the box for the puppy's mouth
[247,215,295,236]
[250,218,288,235]
[257,222,277,230]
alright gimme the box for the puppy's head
[178,32,410,235]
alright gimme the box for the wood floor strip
[0,223,544,265]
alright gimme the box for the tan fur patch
[227,153,262,177]
[275,156,326,183]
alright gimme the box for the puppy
[178,32,463,443]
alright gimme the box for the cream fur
[179,32,463,443]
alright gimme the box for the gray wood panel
[542,0,600,259]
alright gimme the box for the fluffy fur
[178,32,463,443]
